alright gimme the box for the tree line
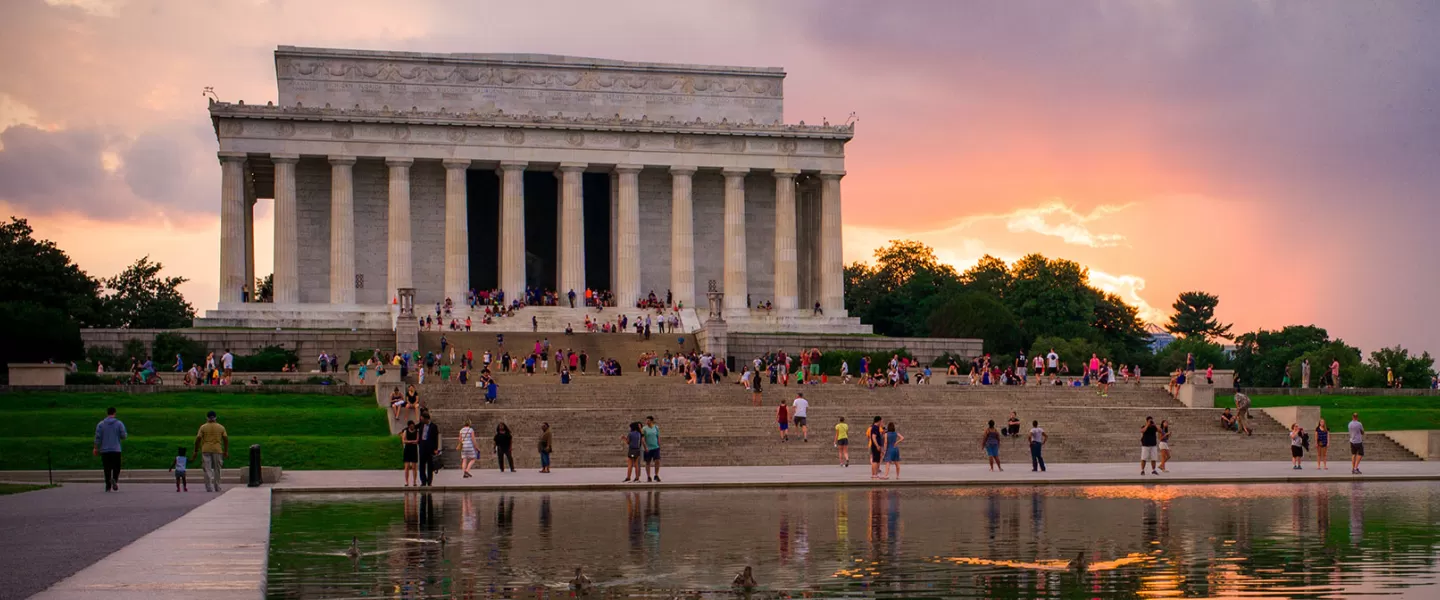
[844,240,1435,388]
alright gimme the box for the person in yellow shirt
[834,417,850,468]
[194,411,229,492]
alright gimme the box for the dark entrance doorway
[466,169,500,291]
[523,171,559,292]
[582,173,612,292]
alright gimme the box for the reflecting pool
[268,482,1440,598]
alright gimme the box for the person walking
[417,411,440,486]
[776,401,791,442]
[401,420,419,486]
[982,420,1003,472]
[868,416,885,479]
[791,392,810,442]
[1029,420,1048,472]
[93,407,128,492]
[882,422,905,479]
[1234,392,1253,436]
[538,423,553,473]
[1348,413,1365,474]
[623,422,643,482]
[194,410,229,492]
[1315,418,1330,470]
[1140,416,1160,475]
[834,416,850,467]
[1289,424,1306,469]
[494,422,516,473]
[642,416,662,482]
[168,446,188,492]
[457,419,477,478]
[1157,419,1173,472]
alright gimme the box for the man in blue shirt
[93,407,128,492]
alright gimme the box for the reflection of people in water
[1067,551,1087,572]
[570,566,593,592]
[345,536,360,559]
[733,566,757,589]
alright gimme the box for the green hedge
[0,435,396,471]
[232,345,299,372]
[0,407,388,438]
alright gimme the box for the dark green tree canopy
[0,217,105,326]
[1165,291,1232,340]
[101,256,196,329]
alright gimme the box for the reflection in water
[267,482,1440,599]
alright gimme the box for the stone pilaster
[499,161,527,302]
[386,158,414,304]
[270,154,300,305]
[614,164,643,309]
[722,167,749,317]
[328,156,357,305]
[819,170,846,315]
[609,171,618,293]
[443,159,470,303]
[217,152,247,305]
[558,163,587,299]
[669,166,697,309]
[773,168,800,315]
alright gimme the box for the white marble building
[201,46,868,333]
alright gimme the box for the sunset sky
[2,0,1437,354]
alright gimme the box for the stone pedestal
[704,318,728,364]
[7,363,67,386]
[395,287,418,354]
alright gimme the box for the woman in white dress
[457,419,477,478]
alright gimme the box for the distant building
[1145,323,1175,353]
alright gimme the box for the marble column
[609,171,618,293]
[669,166,696,309]
[498,161,527,303]
[270,154,300,305]
[773,169,800,315]
[217,152,247,305]
[328,156,357,305]
[386,158,413,305]
[443,159,470,303]
[614,165,642,309]
[722,167,749,316]
[243,184,255,301]
[819,170,846,315]
[558,163,587,299]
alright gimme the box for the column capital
[669,165,697,176]
[819,170,846,180]
[614,164,643,174]
[773,168,801,179]
[328,155,357,166]
[498,160,528,172]
[217,151,247,164]
[558,162,587,173]
[722,167,750,177]
[385,157,414,168]
[269,153,299,164]
[443,158,472,170]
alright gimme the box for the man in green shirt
[642,416,662,483]
[439,363,452,382]
[194,410,229,492]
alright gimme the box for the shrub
[232,345,298,372]
[815,348,913,376]
[152,332,208,371]
[305,375,339,385]
[120,338,148,363]
[66,372,123,385]
[347,349,375,367]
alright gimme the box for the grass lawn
[1217,394,1440,431]
[0,390,395,471]
[0,483,57,495]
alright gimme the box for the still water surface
[268,482,1440,598]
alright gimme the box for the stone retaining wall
[80,328,395,359]
[0,384,373,396]
[726,333,982,364]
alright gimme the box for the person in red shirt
[776,401,791,441]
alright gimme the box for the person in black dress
[494,423,516,472]
[401,420,419,486]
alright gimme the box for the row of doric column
[217,153,846,315]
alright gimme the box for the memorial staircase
[417,331,698,364]
[417,305,704,333]
[378,379,1420,468]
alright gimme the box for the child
[169,446,188,492]
[777,401,791,442]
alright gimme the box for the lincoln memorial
[199,46,869,333]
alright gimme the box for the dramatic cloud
[1002,201,1128,248]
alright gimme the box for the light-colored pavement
[0,484,216,600]
[30,487,270,600]
[274,460,1440,492]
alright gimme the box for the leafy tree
[0,216,105,326]
[1154,336,1230,374]
[1232,325,1330,387]
[1351,345,1435,389]
[1027,336,1109,375]
[1091,291,1150,359]
[1165,291,1232,340]
[1284,341,1364,388]
[152,332,209,371]
[0,302,83,382]
[100,256,195,329]
[926,292,1025,355]
[255,274,274,303]
[1006,254,1096,340]
[844,240,962,335]
[959,254,1012,299]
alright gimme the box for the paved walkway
[275,460,1440,492]
[31,487,270,600]
[0,484,217,600]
